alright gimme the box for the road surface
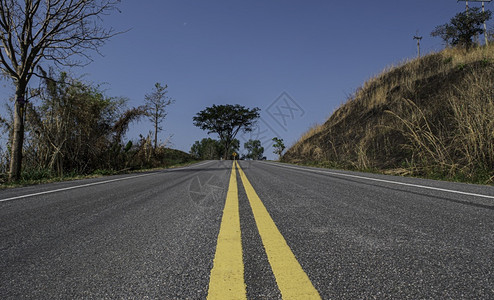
[1,160,493,299]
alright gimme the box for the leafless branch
[0,0,122,81]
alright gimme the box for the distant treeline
[190,138,241,160]
[190,137,265,160]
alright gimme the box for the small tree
[145,83,174,150]
[193,104,260,160]
[244,139,264,160]
[431,7,492,49]
[272,137,285,160]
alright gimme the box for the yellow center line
[236,161,321,299]
[207,162,246,300]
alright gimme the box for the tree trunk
[224,140,230,160]
[9,83,27,181]
[154,119,158,150]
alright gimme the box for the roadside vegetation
[284,9,494,184]
[0,0,123,181]
[284,45,494,184]
[0,70,194,186]
[0,1,194,185]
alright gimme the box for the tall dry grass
[448,69,494,179]
[284,45,494,183]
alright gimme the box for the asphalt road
[1,160,494,299]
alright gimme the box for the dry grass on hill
[284,46,494,183]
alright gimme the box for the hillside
[283,46,494,183]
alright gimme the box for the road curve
[1,160,493,299]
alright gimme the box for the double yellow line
[207,161,320,299]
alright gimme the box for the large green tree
[431,7,492,49]
[193,104,260,160]
[0,0,121,181]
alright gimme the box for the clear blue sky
[0,0,479,159]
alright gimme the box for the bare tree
[144,82,174,150]
[0,0,121,181]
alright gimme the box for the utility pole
[482,0,490,45]
[413,35,423,58]
[458,0,492,45]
